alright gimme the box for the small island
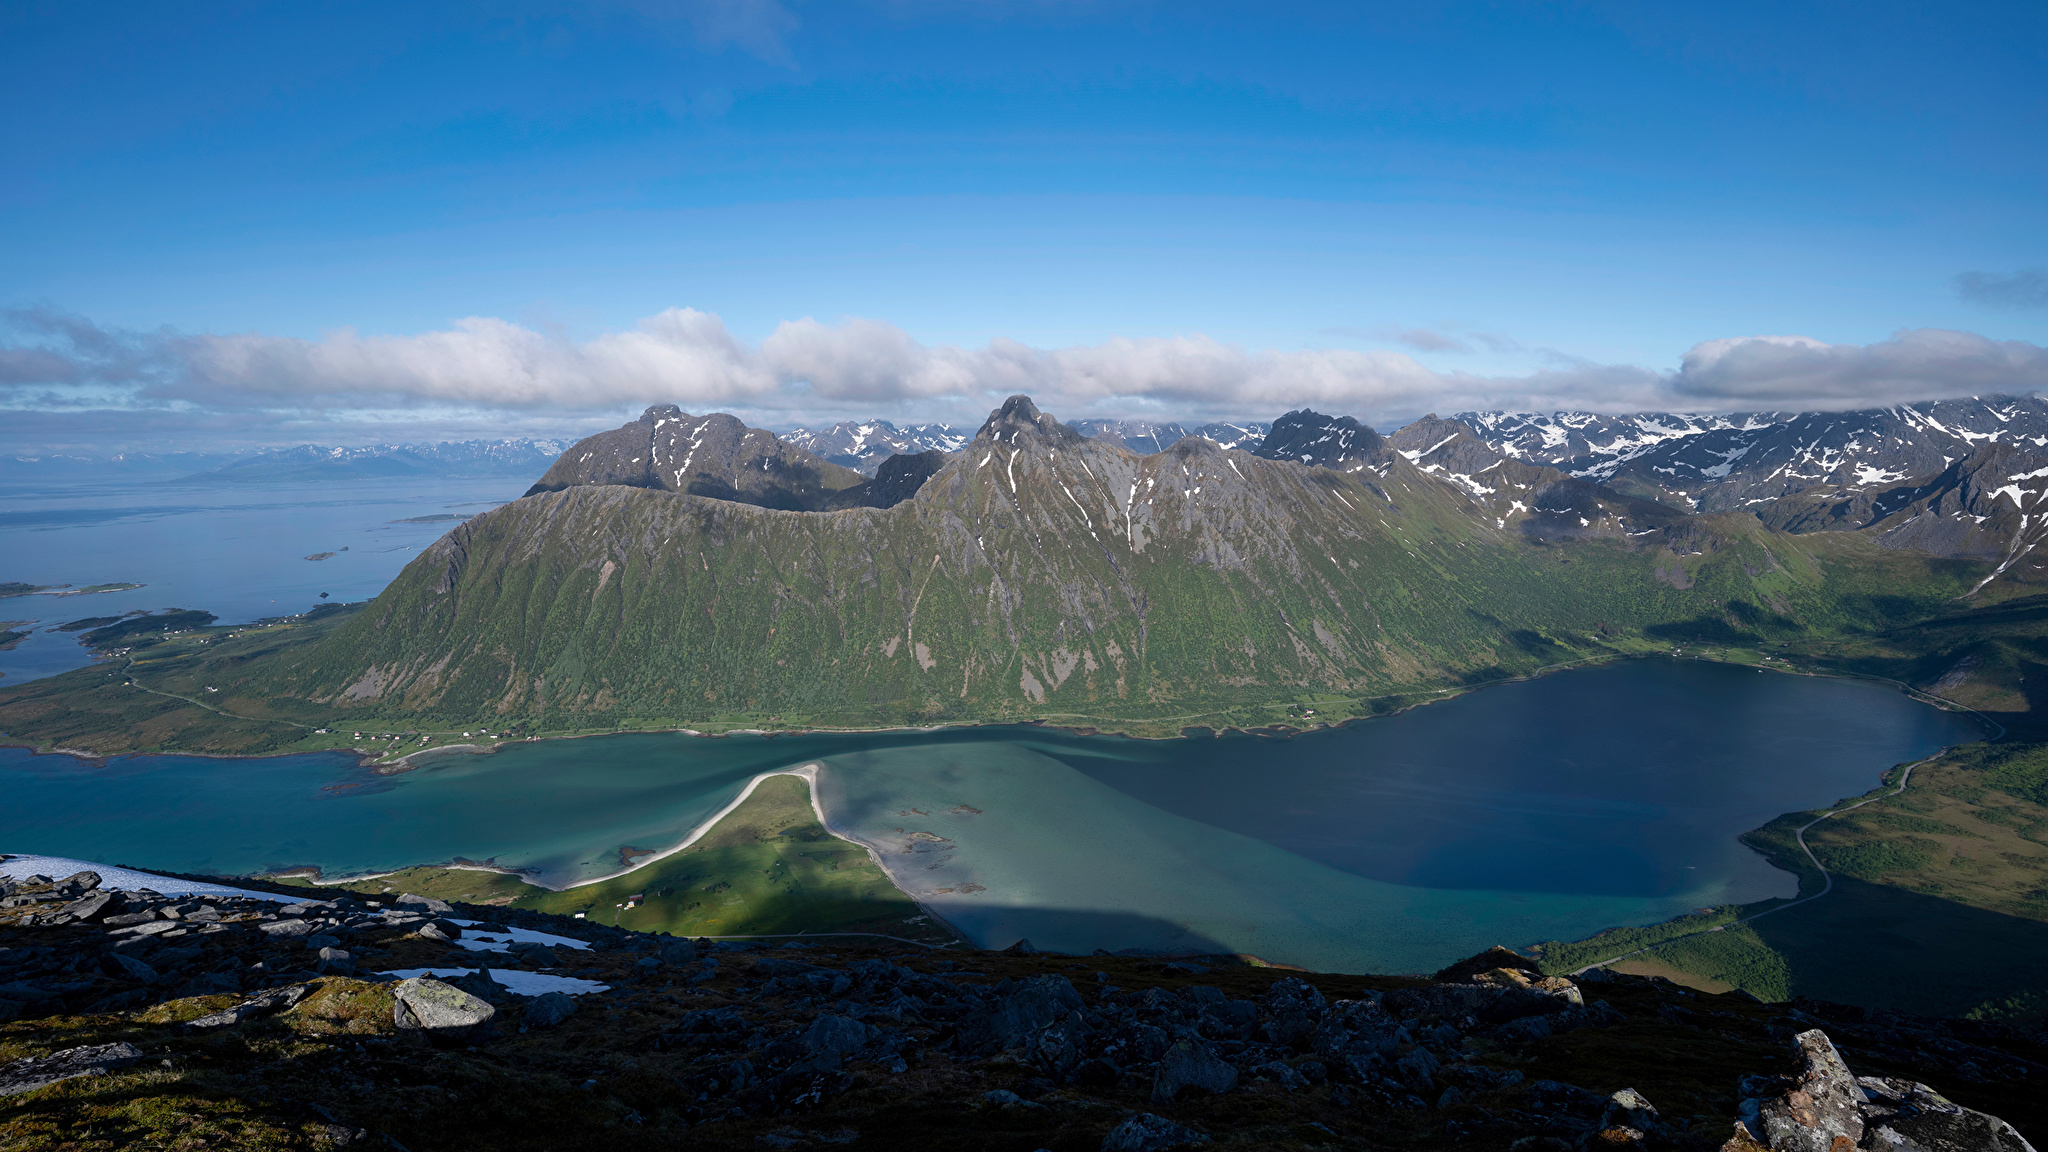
[0,581,145,598]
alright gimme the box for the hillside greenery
[281,774,956,946]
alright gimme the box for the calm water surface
[0,477,520,683]
[0,659,1982,973]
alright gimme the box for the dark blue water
[0,658,1983,970]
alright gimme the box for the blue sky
[3,0,2046,448]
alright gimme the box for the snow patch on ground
[374,968,610,996]
[447,921,592,952]
[0,854,291,903]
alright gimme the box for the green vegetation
[1535,905,1750,975]
[514,775,952,943]
[1617,925,1792,1003]
[0,431,2000,757]
[0,581,143,598]
[298,774,956,946]
[271,864,540,905]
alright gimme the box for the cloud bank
[4,305,2046,451]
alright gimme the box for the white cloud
[5,306,2046,451]
[1671,329,2048,408]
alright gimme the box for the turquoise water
[0,659,1983,972]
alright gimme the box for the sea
[0,474,1988,972]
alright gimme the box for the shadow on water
[1751,876,2048,1018]
[933,906,1245,965]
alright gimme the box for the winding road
[1568,749,1944,976]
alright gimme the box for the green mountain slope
[202,397,1982,736]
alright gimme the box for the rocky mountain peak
[523,408,865,511]
[1253,409,1391,472]
[975,395,1086,449]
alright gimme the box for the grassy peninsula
[274,774,958,947]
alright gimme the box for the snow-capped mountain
[1067,419,1271,454]
[778,421,969,475]
[1457,396,2048,514]
[1452,410,1779,479]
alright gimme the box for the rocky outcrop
[1729,1028,2036,1152]
[0,1041,145,1097]
[0,877,2041,1152]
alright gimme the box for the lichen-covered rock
[1747,1030,1867,1152]
[392,976,496,1040]
[0,1041,145,1097]
[1856,1076,2037,1152]
[1731,1029,2036,1152]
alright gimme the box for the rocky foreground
[1,870,2042,1152]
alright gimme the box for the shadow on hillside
[1751,875,2048,1017]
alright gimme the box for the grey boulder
[60,890,121,923]
[395,893,454,914]
[0,1042,146,1097]
[1102,1112,1211,1152]
[393,976,497,1040]
[103,951,159,983]
[802,1014,878,1064]
[258,919,318,939]
[185,982,315,1030]
[524,991,578,1028]
[1734,1029,2036,1152]
[315,947,356,976]
[507,940,561,967]
[1857,1076,2036,1152]
[1151,1040,1238,1104]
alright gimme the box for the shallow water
[0,658,1982,972]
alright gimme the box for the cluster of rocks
[0,869,562,1021]
[635,943,1629,1138]
[3,868,2041,1151]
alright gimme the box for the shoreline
[1,654,1992,967]
[3,649,2002,777]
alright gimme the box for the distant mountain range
[0,440,576,484]
[776,420,971,475]
[1456,397,2048,514]
[774,417,1271,474]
